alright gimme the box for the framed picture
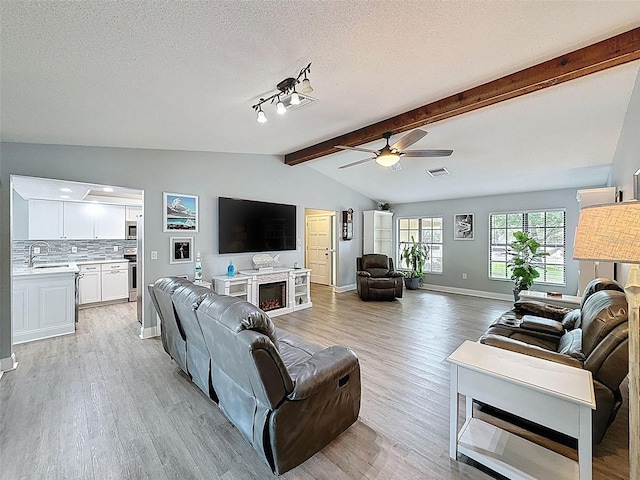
[163,192,199,232]
[170,237,194,264]
[453,213,474,240]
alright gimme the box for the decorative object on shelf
[169,236,194,264]
[251,63,313,123]
[378,202,391,211]
[252,253,279,271]
[342,208,354,240]
[507,231,549,300]
[163,192,199,232]
[401,236,429,290]
[573,200,640,479]
[194,251,202,280]
[227,260,235,277]
[293,261,300,269]
[453,213,474,240]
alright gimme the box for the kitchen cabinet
[126,205,142,221]
[78,264,101,304]
[63,202,96,239]
[28,200,64,240]
[100,262,129,301]
[95,204,125,239]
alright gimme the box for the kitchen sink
[33,263,71,269]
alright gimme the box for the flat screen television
[218,197,297,254]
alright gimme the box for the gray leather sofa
[479,278,628,443]
[149,277,361,474]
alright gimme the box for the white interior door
[306,214,333,285]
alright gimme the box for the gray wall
[392,187,601,297]
[0,142,376,361]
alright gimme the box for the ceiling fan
[337,129,452,170]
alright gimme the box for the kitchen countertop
[75,258,129,265]
[13,262,80,277]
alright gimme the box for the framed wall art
[163,192,199,232]
[453,213,474,240]
[170,237,194,264]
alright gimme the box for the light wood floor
[0,286,630,479]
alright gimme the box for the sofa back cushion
[580,290,628,356]
[581,277,624,309]
[360,254,390,278]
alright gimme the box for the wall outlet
[151,250,158,260]
[33,247,40,254]
[462,273,468,279]
[113,246,119,252]
[71,246,78,253]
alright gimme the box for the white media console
[212,268,312,317]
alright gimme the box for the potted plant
[507,231,549,300]
[401,236,429,290]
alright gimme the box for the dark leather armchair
[356,254,403,300]
[480,286,629,443]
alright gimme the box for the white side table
[448,341,595,480]
[518,290,581,309]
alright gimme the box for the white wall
[0,142,376,361]
[392,186,602,297]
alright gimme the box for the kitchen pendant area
[10,175,143,345]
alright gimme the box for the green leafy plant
[401,236,429,279]
[507,231,549,291]
[378,202,392,211]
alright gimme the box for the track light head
[276,97,287,115]
[250,63,313,121]
[290,91,301,105]
[301,78,313,94]
[256,107,267,123]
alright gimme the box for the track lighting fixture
[251,63,313,123]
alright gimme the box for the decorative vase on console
[194,252,203,281]
[227,260,235,277]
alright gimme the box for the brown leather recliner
[480,287,629,443]
[356,254,403,300]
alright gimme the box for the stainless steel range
[123,247,137,302]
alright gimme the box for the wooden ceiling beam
[284,27,640,166]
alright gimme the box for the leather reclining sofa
[356,254,404,300]
[479,278,628,443]
[148,277,361,475]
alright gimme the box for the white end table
[518,290,581,309]
[448,341,595,480]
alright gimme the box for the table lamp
[573,201,640,480]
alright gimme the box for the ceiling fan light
[376,152,400,167]
[301,78,313,94]
[256,108,267,123]
[276,99,286,115]
[290,91,301,105]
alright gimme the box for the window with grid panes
[489,210,566,285]
[397,216,443,274]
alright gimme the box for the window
[397,216,443,274]
[489,210,566,285]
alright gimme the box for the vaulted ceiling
[2,2,640,204]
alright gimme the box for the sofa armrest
[356,270,371,277]
[388,271,403,278]
[480,334,584,368]
[520,315,564,336]
[288,346,359,400]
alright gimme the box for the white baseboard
[334,284,356,293]
[139,325,160,339]
[420,284,513,302]
[0,353,18,380]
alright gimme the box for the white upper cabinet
[28,200,64,240]
[63,202,96,239]
[125,205,142,221]
[95,204,125,239]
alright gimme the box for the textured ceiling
[2,1,640,203]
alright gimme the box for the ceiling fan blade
[335,145,379,154]
[390,129,427,151]
[338,157,376,169]
[402,149,453,157]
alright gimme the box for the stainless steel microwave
[126,221,137,239]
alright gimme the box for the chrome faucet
[28,241,51,268]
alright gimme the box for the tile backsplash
[12,239,137,266]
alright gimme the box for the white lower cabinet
[79,264,101,305]
[79,262,129,305]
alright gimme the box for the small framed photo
[453,213,474,240]
[170,237,194,264]
[163,192,199,232]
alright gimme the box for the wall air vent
[281,93,317,110]
[426,167,450,177]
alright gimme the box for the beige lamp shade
[573,201,640,264]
